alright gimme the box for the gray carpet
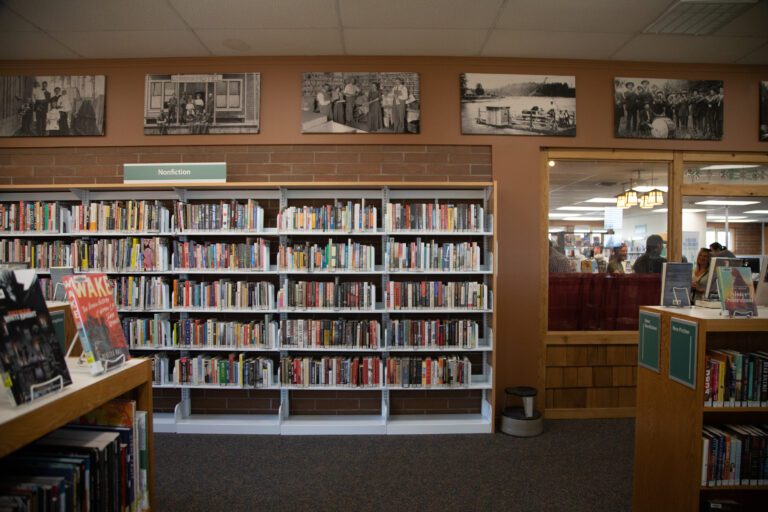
[154,419,634,512]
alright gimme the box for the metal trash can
[500,386,543,437]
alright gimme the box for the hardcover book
[716,266,758,318]
[63,273,130,371]
[0,269,72,405]
[660,262,693,307]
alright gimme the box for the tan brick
[0,166,34,177]
[291,163,336,174]
[270,152,314,163]
[139,153,181,163]
[424,164,471,176]
[380,163,426,175]
[96,154,139,164]
[470,164,493,176]
[336,163,381,174]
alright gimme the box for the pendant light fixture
[625,188,638,207]
[647,188,664,206]
[639,194,654,209]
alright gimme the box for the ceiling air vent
[643,0,757,36]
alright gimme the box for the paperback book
[716,266,758,318]
[0,269,72,405]
[660,262,693,307]
[63,273,130,372]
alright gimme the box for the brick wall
[0,144,491,185]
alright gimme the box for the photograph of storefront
[143,73,259,135]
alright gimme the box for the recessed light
[548,160,556,167]
[563,216,603,221]
[557,206,605,211]
[633,186,669,193]
[583,197,619,204]
[695,200,760,206]
[743,210,768,214]
[698,165,760,171]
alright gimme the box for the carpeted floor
[154,418,634,512]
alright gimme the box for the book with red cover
[62,273,130,369]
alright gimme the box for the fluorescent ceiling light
[698,164,760,170]
[549,213,574,218]
[633,186,669,193]
[743,210,768,214]
[548,227,565,233]
[583,197,619,204]
[563,216,603,221]
[722,219,758,223]
[695,200,760,206]
[557,206,605,211]
[653,208,709,214]
[707,216,747,220]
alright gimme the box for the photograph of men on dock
[460,73,575,136]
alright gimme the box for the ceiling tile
[339,0,502,29]
[612,34,767,63]
[483,30,631,59]
[4,0,187,31]
[0,6,37,31]
[169,0,339,29]
[196,29,343,55]
[50,30,210,58]
[0,31,80,59]
[345,28,487,55]
[736,42,768,64]
[497,0,674,33]
[715,0,768,37]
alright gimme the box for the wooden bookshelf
[633,306,768,512]
[0,357,154,510]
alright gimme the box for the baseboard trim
[544,407,635,419]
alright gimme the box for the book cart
[0,357,154,510]
[633,305,768,511]
[0,182,496,435]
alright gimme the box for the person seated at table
[632,234,666,273]
[607,244,628,274]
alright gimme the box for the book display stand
[0,182,497,435]
[633,305,768,511]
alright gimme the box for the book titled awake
[63,273,130,371]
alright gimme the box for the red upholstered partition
[548,274,662,331]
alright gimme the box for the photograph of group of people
[0,75,105,137]
[301,72,420,134]
[614,77,724,140]
[143,73,260,135]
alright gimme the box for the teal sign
[669,317,698,389]
[124,162,226,183]
[638,311,660,373]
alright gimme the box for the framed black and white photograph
[460,73,576,136]
[143,73,260,135]
[0,75,105,137]
[301,72,420,134]
[614,77,724,140]
[760,81,768,141]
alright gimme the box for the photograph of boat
[460,73,576,136]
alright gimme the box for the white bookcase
[0,182,496,435]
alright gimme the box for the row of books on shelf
[701,424,768,487]
[2,238,489,273]
[111,277,489,311]
[123,317,487,350]
[705,349,768,407]
[0,399,149,512]
[385,202,487,232]
[0,200,491,234]
[151,354,476,389]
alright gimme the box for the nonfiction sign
[638,311,660,373]
[669,317,698,389]
[124,163,226,183]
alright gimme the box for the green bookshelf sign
[124,162,226,183]
[638,311,660,373]
[669,317,698,389]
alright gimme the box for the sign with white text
[124,162,226,183]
